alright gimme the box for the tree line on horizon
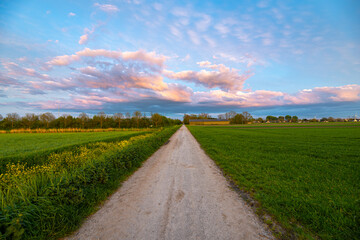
[0,112,182,130]
[183,111,353,124]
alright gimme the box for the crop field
[0,130,149,158]
[188,125,360,239]
[218,121,360,128]
[0,126,180,239]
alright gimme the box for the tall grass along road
[0,127,179,239]
[67,125,272,240]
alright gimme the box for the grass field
[0,130,149,158]
[0,126,180,239]
[219,122,360,128]
[188,125,360,239]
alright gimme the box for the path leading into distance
[68,125,272,240]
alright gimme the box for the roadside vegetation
[0,125,180,239]
[188,125,360,239]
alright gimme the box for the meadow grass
[0,126,180,239]
[188,125,360,239]
[219,121,360,128]
[0,130,149,158]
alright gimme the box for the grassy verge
[188,125,360,239]
[0,125,180,239]
[0,131,151,174]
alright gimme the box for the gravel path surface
[67,125,273,240]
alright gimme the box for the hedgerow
[0,125,180,239]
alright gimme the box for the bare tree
[40,112,55,128]
[6,113,20,128]
[242,111,252,123]
[0,114,3,121]
[218,114,225,120]
[23,113,38,128]
[133,111,142,128]
[79,112,89,129]
[125,112,131,119]
[114,113,124,128]
[97,112,106,128]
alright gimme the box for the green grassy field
[0,126,180,239]
[219,122,360,128]
[188,125,360,239]
[0,131,148,158]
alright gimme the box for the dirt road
[68,125,272,240]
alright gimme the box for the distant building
[189,119,230,125]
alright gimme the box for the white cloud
[68,12,76,17]
[153,3,162,11]
[187,30,201,45]
[196,14,211,31]
[94,3,119,13]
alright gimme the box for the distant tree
[285,115,292,122]
[79,112,89,128]
[0,114,3,121]
[320,117,328,122]
[231,114,245,124]
[133,111,142,128]
[278,116,285,122]
[257,117,264,123]
[151,113,163,127]
[6,113,20,128]
[114,113,124,128]
[266,116,278,122]
[23,113,38,128]
[336,118,344,122]
[242,111,252,123]
[328,117,335,122]
[183,114,190,124]
[40,112,56,128]
[198,113,211,119]
[96,112,106,128]
[218,114,225,120]
[291,116,298,123]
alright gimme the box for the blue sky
[0,0,359,119]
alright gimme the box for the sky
[0,0,359,119]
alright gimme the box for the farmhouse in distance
[189,119,230,125]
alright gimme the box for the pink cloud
[192,85,360,107]
[48,48,166,68]
[165,61,252,91]
[3,62,50,80]
[79,27,95,45]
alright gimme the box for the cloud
[170,25,182,38]
[94,3,119,13]
[79,27,95,45]
[47,48,166,68]
[187,30,201,45]
[153,3,162,11]
[165,61,251,91]
[68,12,76,17]
[171,7,189,17]
[192,85,360,108]
[196,14,211,31]
[3,62,50,80]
